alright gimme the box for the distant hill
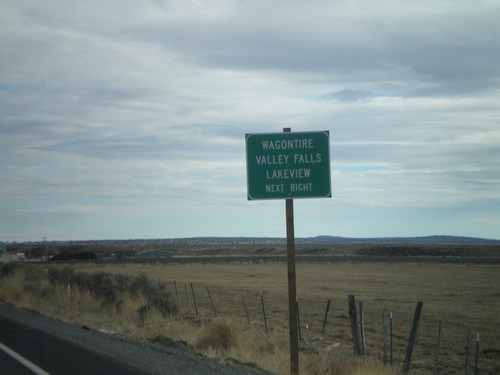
[6,235,500,260]
[6,235,500,254]
[306,235,500,245]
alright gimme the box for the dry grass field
[1,261,499,374]
[68,261,500,374]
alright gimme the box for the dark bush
[147,290,177,316]
[92,272,120,303]
[22,265,46,295]
[71,272,94,291]
[137,290,177,323]
[71,272,121,306]
[129,274,154,298]
[46,267,177,315]
[48,267,74,286]
[113,273,132,293]
[0,262,21,278]
[137,304,149,324]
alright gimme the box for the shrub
[194,318,238,354]
[113,273,132,293]
[91,272,120,302]
[71,271,94,291]
[46,267,177,316]
[71,271,123,309]
[22,265,46,295]
[48,267,74,286]
[129,274,154,298]
[146,290,177,316]
[0,262,21,278]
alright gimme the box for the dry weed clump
[191,318,294,374]
[194,317,239,354]
[301,353,352,375]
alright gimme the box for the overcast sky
[1,0,499,241]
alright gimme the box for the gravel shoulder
[0,302,271,375]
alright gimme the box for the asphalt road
[0,303,270,375]
[0,347,35,375]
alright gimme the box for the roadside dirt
[0,302,272,375]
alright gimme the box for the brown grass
[1,261,498,375]
[194,317,238,353]
[72,261,500,374]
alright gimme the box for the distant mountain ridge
[308,235,500,245]
[171,235,500,245]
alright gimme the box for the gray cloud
[1,0,499,240]
[117,1,500,95]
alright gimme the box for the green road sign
[245,131,331,200]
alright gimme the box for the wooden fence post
[403,301,423,374]
[173,281,180,305]
[242,295,251,326]
[158,278,166,290]
[383,309,391,365]
[348,295,361,356]
[206,287,217,316]
[260,291,268,334]
[184,283,189,306]
[474,332,480,375]
[465,329,471,375]
[322,299,331,333]
[359,301,366,356]
[433,321,442,375]
[390,311,393,365]
[190,283,199,316]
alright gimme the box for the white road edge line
[0,340,51,375]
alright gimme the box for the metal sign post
[284,127,299,375]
